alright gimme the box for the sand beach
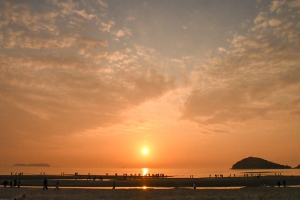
[1,187,300,200]
[1,175,300,199]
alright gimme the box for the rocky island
[232,157,291,169]
[295,165,300,169]
[14,163,50,167]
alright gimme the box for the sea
[1,166,300,178]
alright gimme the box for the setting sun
[142,148,148,155]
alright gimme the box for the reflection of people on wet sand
[55,180,60,190]
[193,182,196,189]
[283,180,286,187]
[3,180,8,187]
[43,178,48,190]
[277,181,281,187]
[112,181,115,189]
[18,179,21,188]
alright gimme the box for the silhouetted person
[55,180,59,190]
[277,181,281,187]
[17,179,21,188]
[43,178,48,190]
[3,180,8,187]
[14,179,17,187]
[112,181,115,189]
[283,180,286,187]
[193,182,196,189]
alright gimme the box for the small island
[295,165,300,169]
[232,157,291,169]
[14,163,50,167]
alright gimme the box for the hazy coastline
[13,164,50,167]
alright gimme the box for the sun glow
[142,168,148,176]
[142,148,148,155]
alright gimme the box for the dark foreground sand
[1,175,300,199]
[1,187,300,200]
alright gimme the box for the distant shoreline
[13,164,50,167]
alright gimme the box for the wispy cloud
[113,28,132,38]
[0,0,176,139]
[181,0,300,127]
[101,21,115,32]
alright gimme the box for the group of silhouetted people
[277,180,286,187]
[3,179,21,188]
[42,178,59,190]
[2,178,61,190]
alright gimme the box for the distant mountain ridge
[232,157,291,169]
[14,163,50,167]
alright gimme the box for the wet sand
[0,175,300,199]
[1,187,300,200]
[1,174,299,187]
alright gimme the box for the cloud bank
[0,0,175,139]
[182,0,300,127]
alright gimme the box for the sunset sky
[0,0,300,170]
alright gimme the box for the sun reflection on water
[142,168,148,176]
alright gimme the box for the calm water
[1,166,300,178]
